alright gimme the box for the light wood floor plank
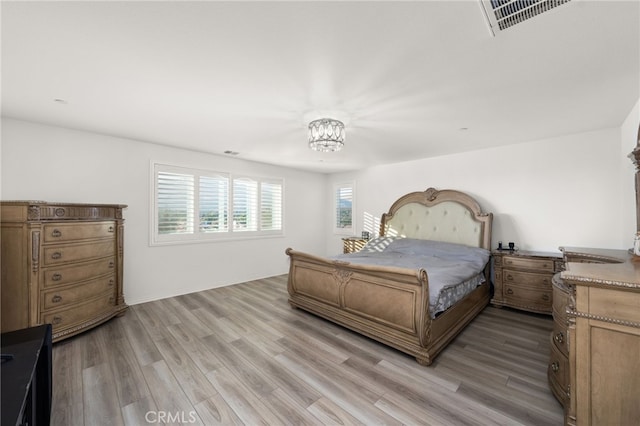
[205,366,281,425]
[306,397,364,426]
[98,322,152,407]
[165,322,225,375]
[120,395,158,426]
[192,394,244,426]
[82,362,124,426]
[153,334,218,405]
[141,360,205,426]
[51,337,84,426]
[51,274,564,426]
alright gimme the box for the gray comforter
[333,237,490,315]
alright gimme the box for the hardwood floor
[52,275,564,425]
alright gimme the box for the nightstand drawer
[503,256,555,272]
[503,269,552,289]
[503,283,552,310]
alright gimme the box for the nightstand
[342,237,368,254]
[491,250,563,314]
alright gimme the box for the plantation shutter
[260,181,282,231]
[199,175,229,233]
[336,185,353,229]
[157,171,195,235]
[233,178,258,231]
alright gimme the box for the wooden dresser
[550,247,640,425]
[1,201,127,342]
[548,272,571,409]
[491,250,563,314]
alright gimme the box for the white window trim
[150,161,284,246]
[333,181,355,236]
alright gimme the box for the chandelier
[308,118,345,152]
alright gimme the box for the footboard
[285,248,434,363]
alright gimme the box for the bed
[285,187,493,365]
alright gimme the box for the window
[152,163,283,244]
[334,182,354,234]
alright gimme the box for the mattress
[333,237,490,318]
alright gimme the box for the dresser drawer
[581,286,640,325]
[42,239,115,266]
[42,294,115,331]
[552,276,570,321]
[502,256,555,272]
[42,257,116,288]
[548,337,569,406]
[502,269,553,289]
[503,282,552,311]
[42,275,115,310]
[43,221,116,243]
[552,318,568,356]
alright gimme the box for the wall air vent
[479,0,572,35]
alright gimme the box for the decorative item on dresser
[550,247,640,426]
[491,250,564,314]
[0,201,128,342]
[341,237,368,254]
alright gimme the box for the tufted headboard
[380,188,493,250]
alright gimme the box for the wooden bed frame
[286,187,493,365]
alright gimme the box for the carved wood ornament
[629,124,640,231]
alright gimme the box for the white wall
[1,118,327,304]
[327,126,629,254]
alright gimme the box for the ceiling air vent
[479,0,572,35]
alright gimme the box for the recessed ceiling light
[53,98,68,105]
[223,150,239,156]
[459,127,469,131]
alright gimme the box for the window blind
[157,172,195,235]
[199,175,229,233]
[260,181,282,231]
[336,185,353,229]
[152,162,283,244]
[233,178,258,231]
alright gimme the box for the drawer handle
[542,263,549,268]
[51,229,62,237]
[108,226,115,233]
[51,295,62,303]
[52,316,63,325]
[51,252,63,260]
[109,279,115,286]
[554,332,564,344]
[551,361,559,372]
[52,273,63,281]
[506,274,514,281]
[506,288,514,295]
[109,261,115,268]
[542,294,550,302]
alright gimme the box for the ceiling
[2,1,639,173]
